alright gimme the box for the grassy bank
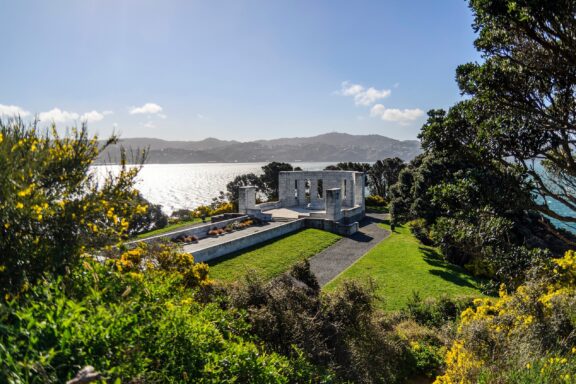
[325,222,486,311]
[133,218,206,239]
[209,228,341,282]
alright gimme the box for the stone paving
[309,212,390,286]
[265,206,325,219]
[181,221,290,254]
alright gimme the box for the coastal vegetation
[1,0,575,382]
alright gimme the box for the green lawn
[324,222,486,311]
[208,229,341,282]
[134,218,206,240]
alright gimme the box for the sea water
[93,162,333,214]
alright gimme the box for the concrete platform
[265,206,326,219]
[182,220,304,262]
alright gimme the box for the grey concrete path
[309,212,390,286]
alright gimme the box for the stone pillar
[278,172,290,207]
[238,186,256,213]
[309,179,324,209]
[354,173,365,209]
[325,188,343,221]
[343,175,353,207]
[297,177,307,206]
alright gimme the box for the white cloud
[370,104,424,124]
[130,103,163,115]
[143,121,155,128]
[103,110,114,115]
[339,81,391,106]
[80,110,104,123]
[39,108,79,123]
[40,108,110,123]
[0,104,30,117]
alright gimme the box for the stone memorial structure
[135,170,367,263]
[239,170,365,223]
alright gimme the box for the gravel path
[309,212,390,287]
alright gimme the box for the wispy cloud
[39,108,110,123]
[339,81,391,106]
[370,104,424,124]
[0,104,30,117]
[130,103,163,115]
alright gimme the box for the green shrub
[171,208,194,221]
[407,219,433,246]
[365,194,387,207]
[0,258,326,383]
[229,262,414,383]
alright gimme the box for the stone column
[354,173,365,209]
[325,188,343,221]
[344,175,353,207]
[238,186,256,213]
[278,172,289,205]
[309,179,317,205]
[297,177,307,206]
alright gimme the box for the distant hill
[96,132,421,164]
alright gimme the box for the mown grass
[324,222,486,311]
[208,229,341,282]
[134,218,206,240]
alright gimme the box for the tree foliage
[0,119,146,294]
[454,0,576,224]
[390,109,574,285]
[127,192,168,236]
[260,162,293,200]
[369,158,405,198]
[225,173,264,207]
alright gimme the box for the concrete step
[272,217,295,222]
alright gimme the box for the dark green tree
[225,173,264,207]
[455,0,576,226]
[369,158,405,198]
[260,162,293,200]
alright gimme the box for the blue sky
[0,0,480,141]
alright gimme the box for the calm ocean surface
[94,162,333,215]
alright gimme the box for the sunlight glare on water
[92,162,333,214]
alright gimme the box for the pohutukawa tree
[457,0,576,225]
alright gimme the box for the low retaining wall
[211,213,245,223]
[256,201,282,210]
[132,215,250,245]
[193,219,306,262]
[342,206,365,224]
[304,218,359,236]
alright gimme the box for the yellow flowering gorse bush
[435,251,576,384]
[0,118,147,294]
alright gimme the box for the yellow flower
[0,132,3,143]
[135,204,148,215]
[17,183,35,197]
[16,202,24,209]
